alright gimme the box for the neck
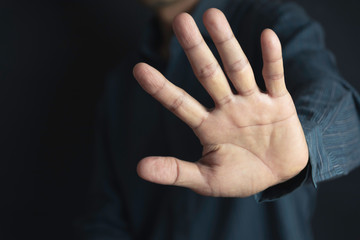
[148,0,200,58]
[155,0,199,33]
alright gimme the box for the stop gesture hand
[133,8,308,197]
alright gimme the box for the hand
[133,8,308,197]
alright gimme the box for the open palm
[133,8,308,197]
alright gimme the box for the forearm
[296,77,360,186]
[271,2,360,185]
[250,2,360,201]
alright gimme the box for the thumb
[137,156,210,194]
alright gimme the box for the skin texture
[133,8,309,197]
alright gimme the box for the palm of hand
[194,93,307,197]
[133,8,308,197]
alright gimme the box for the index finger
[133,62,209,129]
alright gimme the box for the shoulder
[222,0,313,36]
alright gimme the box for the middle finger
[173,13,233,105]
[203,8,258,96]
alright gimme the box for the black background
[0,0,359,239]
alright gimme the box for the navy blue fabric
[81,0,360,239]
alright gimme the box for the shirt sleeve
[251,1,360,201]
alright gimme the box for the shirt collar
[190,0,230,38]
[140,0,234,60]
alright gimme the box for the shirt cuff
[254,161,312,203]
[254,118,320,203]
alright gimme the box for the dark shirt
[82,0,360,239]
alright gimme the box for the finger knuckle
[263,72,284,81]
[148,78,166,96]
[239,87,257,96]
[218,94,234,105]
[265,56,282,64]
[227,57,250,73]
[168,90,186,112]
[196,62,219,80]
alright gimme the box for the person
[81,0,360,239]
